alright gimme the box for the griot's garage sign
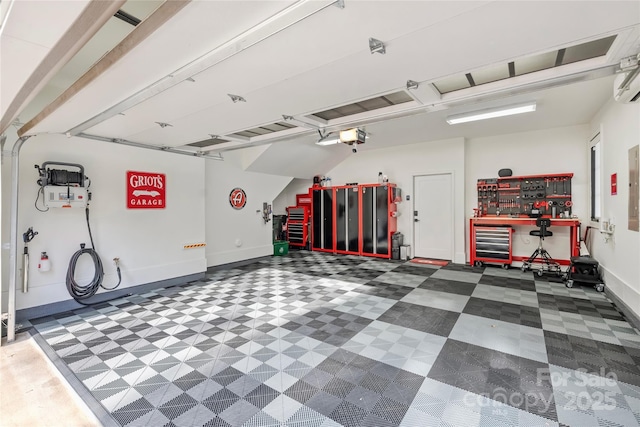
[127,171,166,209]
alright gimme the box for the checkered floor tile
[28,250,640,426]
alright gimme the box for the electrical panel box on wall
[43,186,88,208]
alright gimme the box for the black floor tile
[335,267,386,281]
[537,293,625,321]
[462,297,543,328]
[389,264,438,278]
[428,339,557,421]
[417,277,478,296]
[377,302,460,337]
[478,275,536,292]
[544,330,640,387]
[441,263,485,273]
[353,281,415,300]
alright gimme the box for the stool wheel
[474,261,483,267]
[502,264,509,270]
[565,280,574,288]
[595,283,604,292]
[537,269,544,277]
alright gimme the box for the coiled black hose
[66,208,121,304]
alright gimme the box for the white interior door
[414,173,453,260]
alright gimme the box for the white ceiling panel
[0,0,92,121]
[27,0,299,134]
[0,35,48,114]
[1,0,90,49]
[46,17,135,92]
[86,0,639,147]
[83,1,489,140]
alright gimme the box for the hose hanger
[34,162,90,211]
[35,161,86,187]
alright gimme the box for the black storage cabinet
[361,184,390,257]
[312,188,334,252]
[335,185,360,254]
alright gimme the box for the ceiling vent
[310,91,413,121]
[433,35,618,94]
[187,136,229,148]
[228,121,296,139]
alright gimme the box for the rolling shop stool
[521,217,561,276]
[563,256,605,292]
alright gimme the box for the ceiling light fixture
[316,132,341,146]
[228,94,246,103]
[446,101,537,125]
[406,80,419,90]
[369,38,386,55]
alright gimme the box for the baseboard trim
[16,271,205,322]
[206,256,271,272]
[605,286,640,332]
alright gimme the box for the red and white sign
[229,188,247,210]
[127,171,166,209]
[611,173,617,195]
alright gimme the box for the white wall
[326,138,467,263]
[205,155,292,266]
[273,178,313,215]
[1,134,206,311]
[465,125,590,263]
[589,99,640,317]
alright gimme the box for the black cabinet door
[376,186,389,255]
[362,187,374,253]
[312,189,322,249]
[336,189,347,251]
[322,189,333,249]
[335,187,360,252]
[347,187,359,252]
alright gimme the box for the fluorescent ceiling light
[446,102,536,125]
[316,133,340,145]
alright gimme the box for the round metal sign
[229,188,247,210]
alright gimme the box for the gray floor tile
[471,284,540,308]
[448,314,548,363]
[430,269,483,284]
[400,288,470,313]
[374,271,428,288]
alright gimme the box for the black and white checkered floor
[28,251,640,426]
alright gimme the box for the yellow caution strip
[183,243,206,249]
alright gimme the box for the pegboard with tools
[476,173,573,217]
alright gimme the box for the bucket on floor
[400,245,411,260]
[273,241,289,256]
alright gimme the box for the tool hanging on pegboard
[477,173,573,217]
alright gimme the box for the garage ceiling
[2,1,639,176]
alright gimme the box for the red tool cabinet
[286,206,309,248]
[470,225,513,268]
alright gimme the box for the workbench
[469,217,580,267]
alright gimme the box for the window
[590,133,601,221]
